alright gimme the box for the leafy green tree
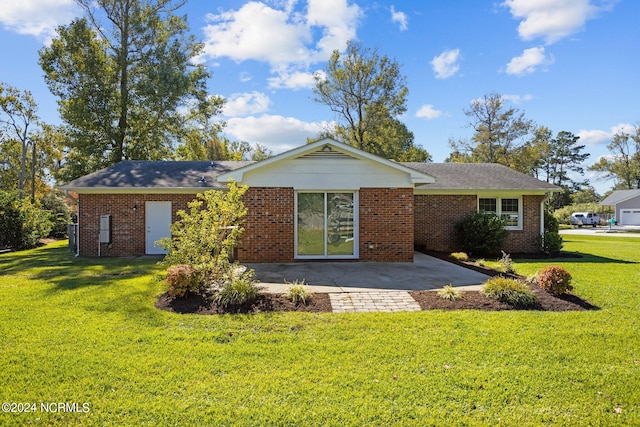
[0,191,53,249]
[449,92,533,165]
[158,181,248,287]
[589,124,640,189]
[313,41,429,161]
[39,0,224,181]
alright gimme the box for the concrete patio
[248,252,489,294]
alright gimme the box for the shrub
[481,277,537,307]
[437,285,464,301]
[0,191,53,249]
[165,264,200,297]
[536,265,573,295]
[285,280,313,305]
[499,251,515,274]
[449,252,469,261]
[454,211,507,256]
[213,270,261,307]
[543,210,560,233]
[537,231,564,256]
[40,190,75,238]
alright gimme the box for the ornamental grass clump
[213,270,261,307]
[536,265,573,295]
[437,285,464,301]
[499,251,515,274]
[449,252,469,262]
[285,280,313,305]
[481,277,537,307]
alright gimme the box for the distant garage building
[601,189,640,226]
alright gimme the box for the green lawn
[1,237,639,426]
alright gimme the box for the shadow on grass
[513,251,637,265]
[0,241,162,291]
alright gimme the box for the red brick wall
[359,188,414,262]
[238,187,295,263]
[78,193,195,257]
[414,194,477,253]
[414,194,544,254]
[504,195,544,253]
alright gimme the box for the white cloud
[577,123,635,146]
[390,5,408,31]
[506,46,554,76]
[222,91,271,117]
[611,122,637,136]
[0,0,78,40]
[502,93,533,104]
[577,129,611,146]
[224,114,334,153]
[267,68,318,90]
[502,0,616,44]
[202,0,361,72]
[416,104,443,120]
[430,49,461,79]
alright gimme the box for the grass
[1,238,639,425]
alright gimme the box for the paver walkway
[329,291,422,313]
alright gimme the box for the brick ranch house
[61,138,560,261]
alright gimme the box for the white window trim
[294,191,359,260]
[477,196,523,231]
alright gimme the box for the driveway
[560,225,640,237]
[248,252,489,293]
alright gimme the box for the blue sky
[0,0,638,194]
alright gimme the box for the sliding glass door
[296,192,357,259]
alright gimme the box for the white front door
[146,201,172,254]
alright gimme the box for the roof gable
[216,138,435,186]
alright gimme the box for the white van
[570,212,600,227]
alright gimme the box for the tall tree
[313,41,429,161]
[39,0,224,181]
[449,92,533,165]
[0,83,39,199]
[589,125,640,189]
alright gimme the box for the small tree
[158,181,248,291]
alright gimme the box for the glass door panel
[297,193,325,256]
[327,193,354,256]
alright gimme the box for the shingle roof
[61,159,559,193]
[60,160,252,190]
[600,189,640,206]
[403,162,560,191]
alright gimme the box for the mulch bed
[155,292,332,314]
[155,251,598,314]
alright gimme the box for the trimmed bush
[449,252,469,261]
[454,211,507,256]
[437,285,464,301]
[165,264,200,297]
[481,277,537,307]
[536,265,573,295]
[213,271,261,307]
[537,231,564,256]
[285,281,313,305]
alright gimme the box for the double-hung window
[478,197,522,230]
